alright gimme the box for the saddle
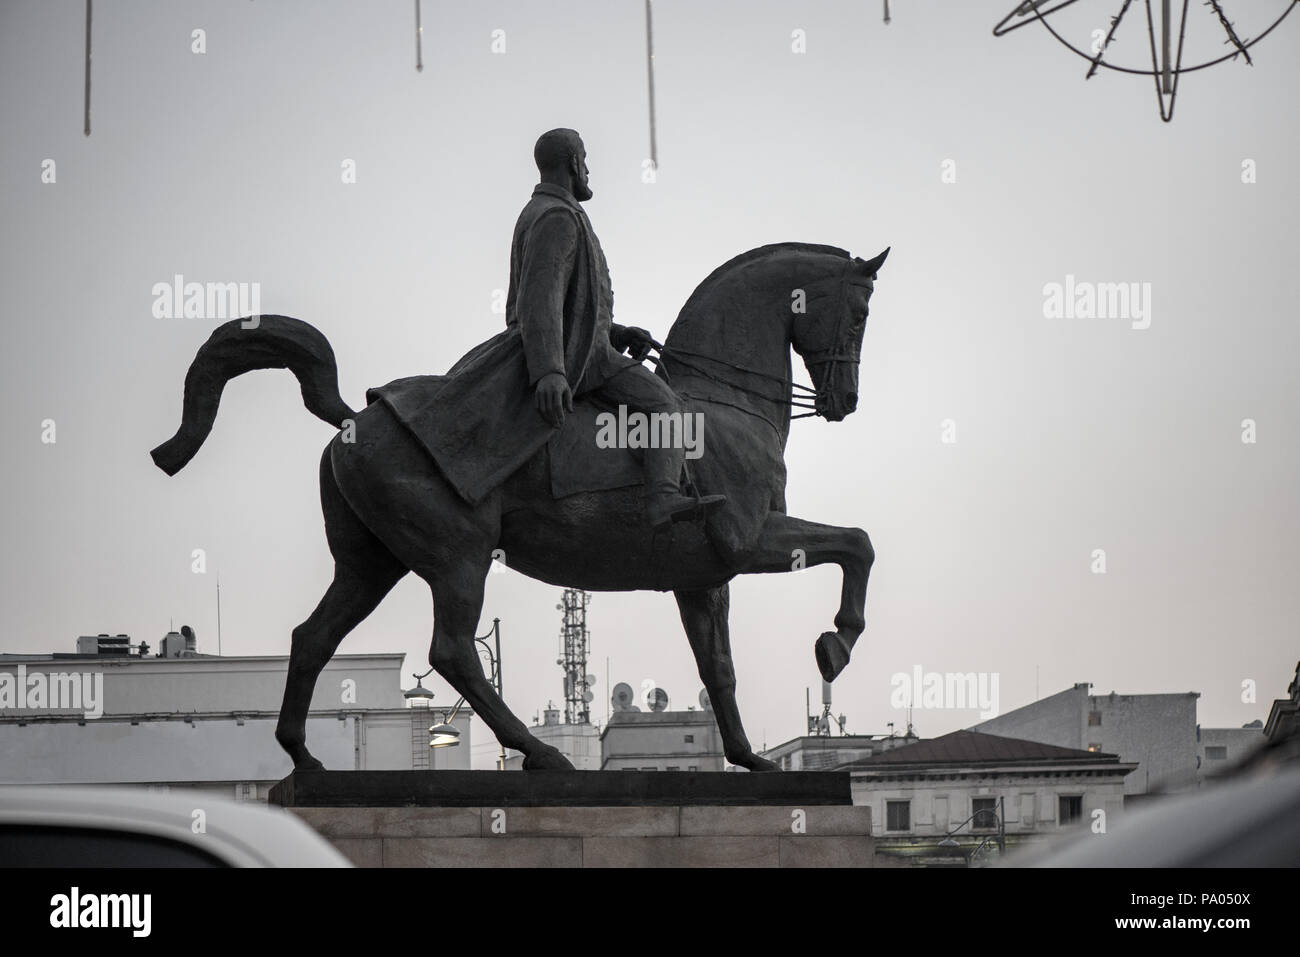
[366,376,646,500]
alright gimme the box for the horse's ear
[860,247,890,277]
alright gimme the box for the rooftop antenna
[216,573,223,656]
[883,0,892,24]
[611,682,637,712]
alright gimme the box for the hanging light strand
[415,0,424,72]
[1205,0,1253,64]
[83,0,93,136]
[645,0,658,169]
[1087,0,1135,79]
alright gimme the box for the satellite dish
[611,682,635,712]
[698,688,712,711]
[582,690,594,703]
[585,673,597,686]
[647,687,669,712]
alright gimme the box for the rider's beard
[573,179,594,202]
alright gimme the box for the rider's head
[535,129,592,202]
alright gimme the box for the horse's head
[791,246,889,422]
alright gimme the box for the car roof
[1017,765,1300,867]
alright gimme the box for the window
[1088,711,1102,726]
[688,766,698,771]
[1019,793,1035,827]
[1059,795,1083,825]
[972,798,998,830]
[0,825,228,867]
[1087,743,1102,752]
[885,800,911,832]
[666,766,680,771]
[684,734,694,743]
[1205,745,1227,760]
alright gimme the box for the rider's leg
[590,366,726,528]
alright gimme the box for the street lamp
[427,720,460,748]
[410,618,505,767]
[937,796,1007,865]
[403,674,435,707]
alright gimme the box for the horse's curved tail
[150,315,357,476]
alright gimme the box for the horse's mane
[672,242,853,333]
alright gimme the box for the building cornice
[849,761,1138,782]
[0,706,474,725]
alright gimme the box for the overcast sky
[2,0,1297,767]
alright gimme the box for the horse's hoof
[522,747,575,771]
[727,750,780,771]
[815,631,851,682]
[295,754,326,772]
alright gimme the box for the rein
[654,345,818,414]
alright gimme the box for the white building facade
[0,644,472,801]
[842,730,1135,865]
[503,703,602,771]
[600,709,725,771]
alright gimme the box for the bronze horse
[151,242,888,771]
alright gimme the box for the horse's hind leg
[275,449,405,770]
[675,585,778,772]
[424,559,574,770]
[329,402,570,769]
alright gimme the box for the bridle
[653,261,871,422]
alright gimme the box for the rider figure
[511,129,726,528]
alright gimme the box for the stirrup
[647,493,727,530]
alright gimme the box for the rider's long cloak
[366,183,637,505]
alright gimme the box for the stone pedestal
[272,770,873,868]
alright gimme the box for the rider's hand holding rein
[612,324,658,363]
[535,371,573,428]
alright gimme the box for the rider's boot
[643,444,726,530]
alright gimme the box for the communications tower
[557,589,593,725]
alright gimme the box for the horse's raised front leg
[740,512,874,682]
[674,585,779,772]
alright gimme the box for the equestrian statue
[150,128,890,772]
